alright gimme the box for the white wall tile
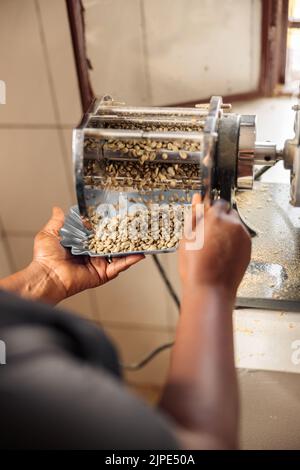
[0,0,56,125]
[0,129,72,232]
[63,129,77,204]
[58,291,98,322]
[37,0,82,126]
[143,0,262,105]
[104,325,173,386]
[6,235,34,272]
[84,0,149,105]
[0,237,12,278]
[159,253,181,297]
[234,309,300,374]
[239,370,300,449]
[93,256,170,328]
[233,97,296,148]
[159,252,181,329]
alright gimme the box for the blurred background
[1,0,300,449]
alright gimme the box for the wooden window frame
[66,0,93,112]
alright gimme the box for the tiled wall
[0,0,81,290]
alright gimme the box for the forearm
[0,261,66,304]
[160,284,238,449]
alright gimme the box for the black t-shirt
[0,289,178,450]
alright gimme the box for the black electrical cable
[122,341,174,371]
[254,165,273,180]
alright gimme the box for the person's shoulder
[0,289,121,376]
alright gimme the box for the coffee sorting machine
[60,94,299,257]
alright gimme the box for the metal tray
[60,205,177,258]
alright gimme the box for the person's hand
[29,207,144,303]
[179,195,251,300]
